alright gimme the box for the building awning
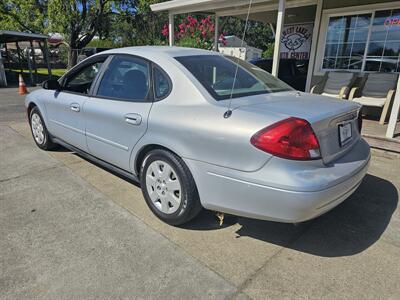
[150,0,316,16]
[0,30,48,44]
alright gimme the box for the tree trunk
[67,48,78,69]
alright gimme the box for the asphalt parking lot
[1,87,400,299]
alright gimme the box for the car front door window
[63,61,103,94]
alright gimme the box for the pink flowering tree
[162,15,226,50]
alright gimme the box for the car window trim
[90,55,114,96]
[91,54,154,103]
[59,54,110,97]
[151,62,173,102]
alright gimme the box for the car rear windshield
[175,55,293,100]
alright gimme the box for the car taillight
[250,117,321,160]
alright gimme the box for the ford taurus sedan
[26,46,370,225]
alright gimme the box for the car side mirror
[42,79,61,90]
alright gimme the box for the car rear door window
[96,55,150,102]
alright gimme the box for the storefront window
[322,8,400,73]
[323,14,371,70]
[365,9,400,72]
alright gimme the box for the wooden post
[43,40,52,78]
[26,48,34,85]
[169,13,174,46]
[386,77,400,139]
[4,43,9,61]
[271,0,285,77]
[15,42,24,73]
[30,40,38,84]
[305,0,323,92]
[214,14,219,51]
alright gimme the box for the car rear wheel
[29,107,56,150]
[140,149,202,226]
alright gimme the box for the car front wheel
[140,149,202,226]
[29,106,56,150]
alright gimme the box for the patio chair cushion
[321,92,339,98]
[323,72,354,95]
[352,96,387,107]
[362,73,398,98]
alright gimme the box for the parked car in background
[77,47,111,63]
[26,47,370,226]
[250,58,308,91]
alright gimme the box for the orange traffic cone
[18,74,28,95]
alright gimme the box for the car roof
[97,46,219,59]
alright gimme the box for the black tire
[29,106,57,150]
[140,149,202,226]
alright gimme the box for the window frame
[315,2,400,75]
[59,55,110,96]
[91,54,154,103]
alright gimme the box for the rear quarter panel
[130,59,276,173]
[134,100,275,173]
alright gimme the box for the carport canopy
[0,30,51,87]
[0,30,48,43]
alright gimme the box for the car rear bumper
[184,138,370,223]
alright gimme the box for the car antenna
[224,0,253,119]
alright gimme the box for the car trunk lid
[232,91,362,164]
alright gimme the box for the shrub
[162,15,226,50]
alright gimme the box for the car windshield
[175,55,293,100]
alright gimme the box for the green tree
[0,0,47,33]
[262,42,275,58]
[220,17,273,52]
[48,0,118,68]
[110,0,168,47]
[0,0,133,68]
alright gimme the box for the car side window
[153,66,171,99]
[63,61,104,94]
[96,56,150,102]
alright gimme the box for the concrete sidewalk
[1,87,400,299]
[0,125,240,299]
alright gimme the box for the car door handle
[70,103,80,112]
[124,113,142,125]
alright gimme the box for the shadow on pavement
[48,145,71,152]
[61,148,398,257]
[185,174,398,257]
[70,152,141,187]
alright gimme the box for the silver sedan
[25,46,370,225]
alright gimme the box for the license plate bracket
[338,122,352,147]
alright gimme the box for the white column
[386,77,400,138]
[214,14,219,51]
[271,0,285,77]
[169,13,174,46]
[305,0,323,92]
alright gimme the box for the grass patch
[7,68,67,77]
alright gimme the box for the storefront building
[151,0,400,140]
[314,3,399,83]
